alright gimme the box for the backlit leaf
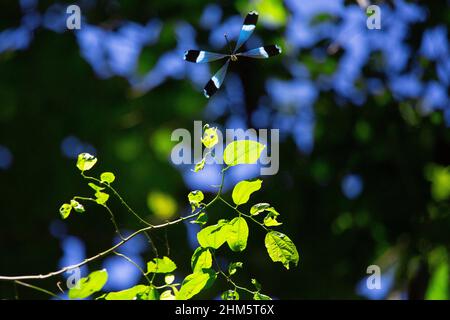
[177,272,211,300]
[232,180,262,206]
[226,217,249,252]
[222,290,239,300]
[100,172,115,184]
[59,203,72,219]
[147,256,177,274]
[265,231,299,270]
[197,222,229,249]
[68,269,108,299]
[191,247,212,273]
[223,140,265,166]
[228,262,243,275]
[201,127,219,149]
[70,200,85,213]
[76,153,97,172]
[100,284,149,300]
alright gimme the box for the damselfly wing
[183,11,282,98]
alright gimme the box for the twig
[14,280,61,299]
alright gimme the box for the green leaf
[250,203,271,216]
[251,278,262,291]
[223,140,265,166]
[147,256,177,274]
[165,274,175,285]
[76,153,97,172]
[222,290,239,300]
[88,183,104,192]
[228,262,243,275]
[425,260,449,299]
[59,203,72,219]
[197,222,229,249]
[265,231,299,270]
[70,200,85,213]
[201,126,219,149]
[100,284,149,300]
[194,156,207,172]
[232,179,262,206]
[191,247,212,273]
[202,268,217,290]
[100,172,115,184]
[95,191,109,205]
[190,212,208,226]
[253,292,272,300]
[250,203,279,217]
[226,217,249,252]
[68,269,108,299]
[177,272,211,300]
[136,287,160,300]
[160,289,176,300]
[188,190,204,212]
[263,213,282,227]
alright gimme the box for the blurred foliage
[0,0,449,299]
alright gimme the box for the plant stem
[0,196,216,281]
[14,280,61,299]
[218,196,269,231]
[113,251,152,285]
[82,173,152,226]
[211,252,256,296]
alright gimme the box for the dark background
[0,0,449,299]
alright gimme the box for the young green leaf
[250,203,271,216]
[100,172,115,184]
[191,247,212,273]
[228,262,243,275]
[99,284,149,300]
[76,153,97,172]
[263,213,282,227]
[197,222,229,249]
[265,231,299,270]
[226,217,249,252]
[88,183,104,192]
[222,290,240,300]
[136,286,160,300]
[188,190,204,212]
[160,289,176,300]
[253,292,271,300]
[147,256,177,274]
[201,127,218,149]
[70,200,85,213]
[223,140,265,166]
[193,156,207,172]
[165,274,175,285]
[190,212,208,226]
[59,203,72,219]
[95,191,109,205]
[251,278,262,291]
[232,179,262,206]
[177,272,211,300]
[68,269,108,299]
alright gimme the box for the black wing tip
[265,45,282,56]
[184,50,200,62]
[244,11,259,26]
[204,79,218,99]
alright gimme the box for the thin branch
[211,252,256,295]
[0,200,215,281]
[112,251,152,285]
[103,204,125,240]
[14,280,62,299]
[218,196,269,231]
[82,173,152,226]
